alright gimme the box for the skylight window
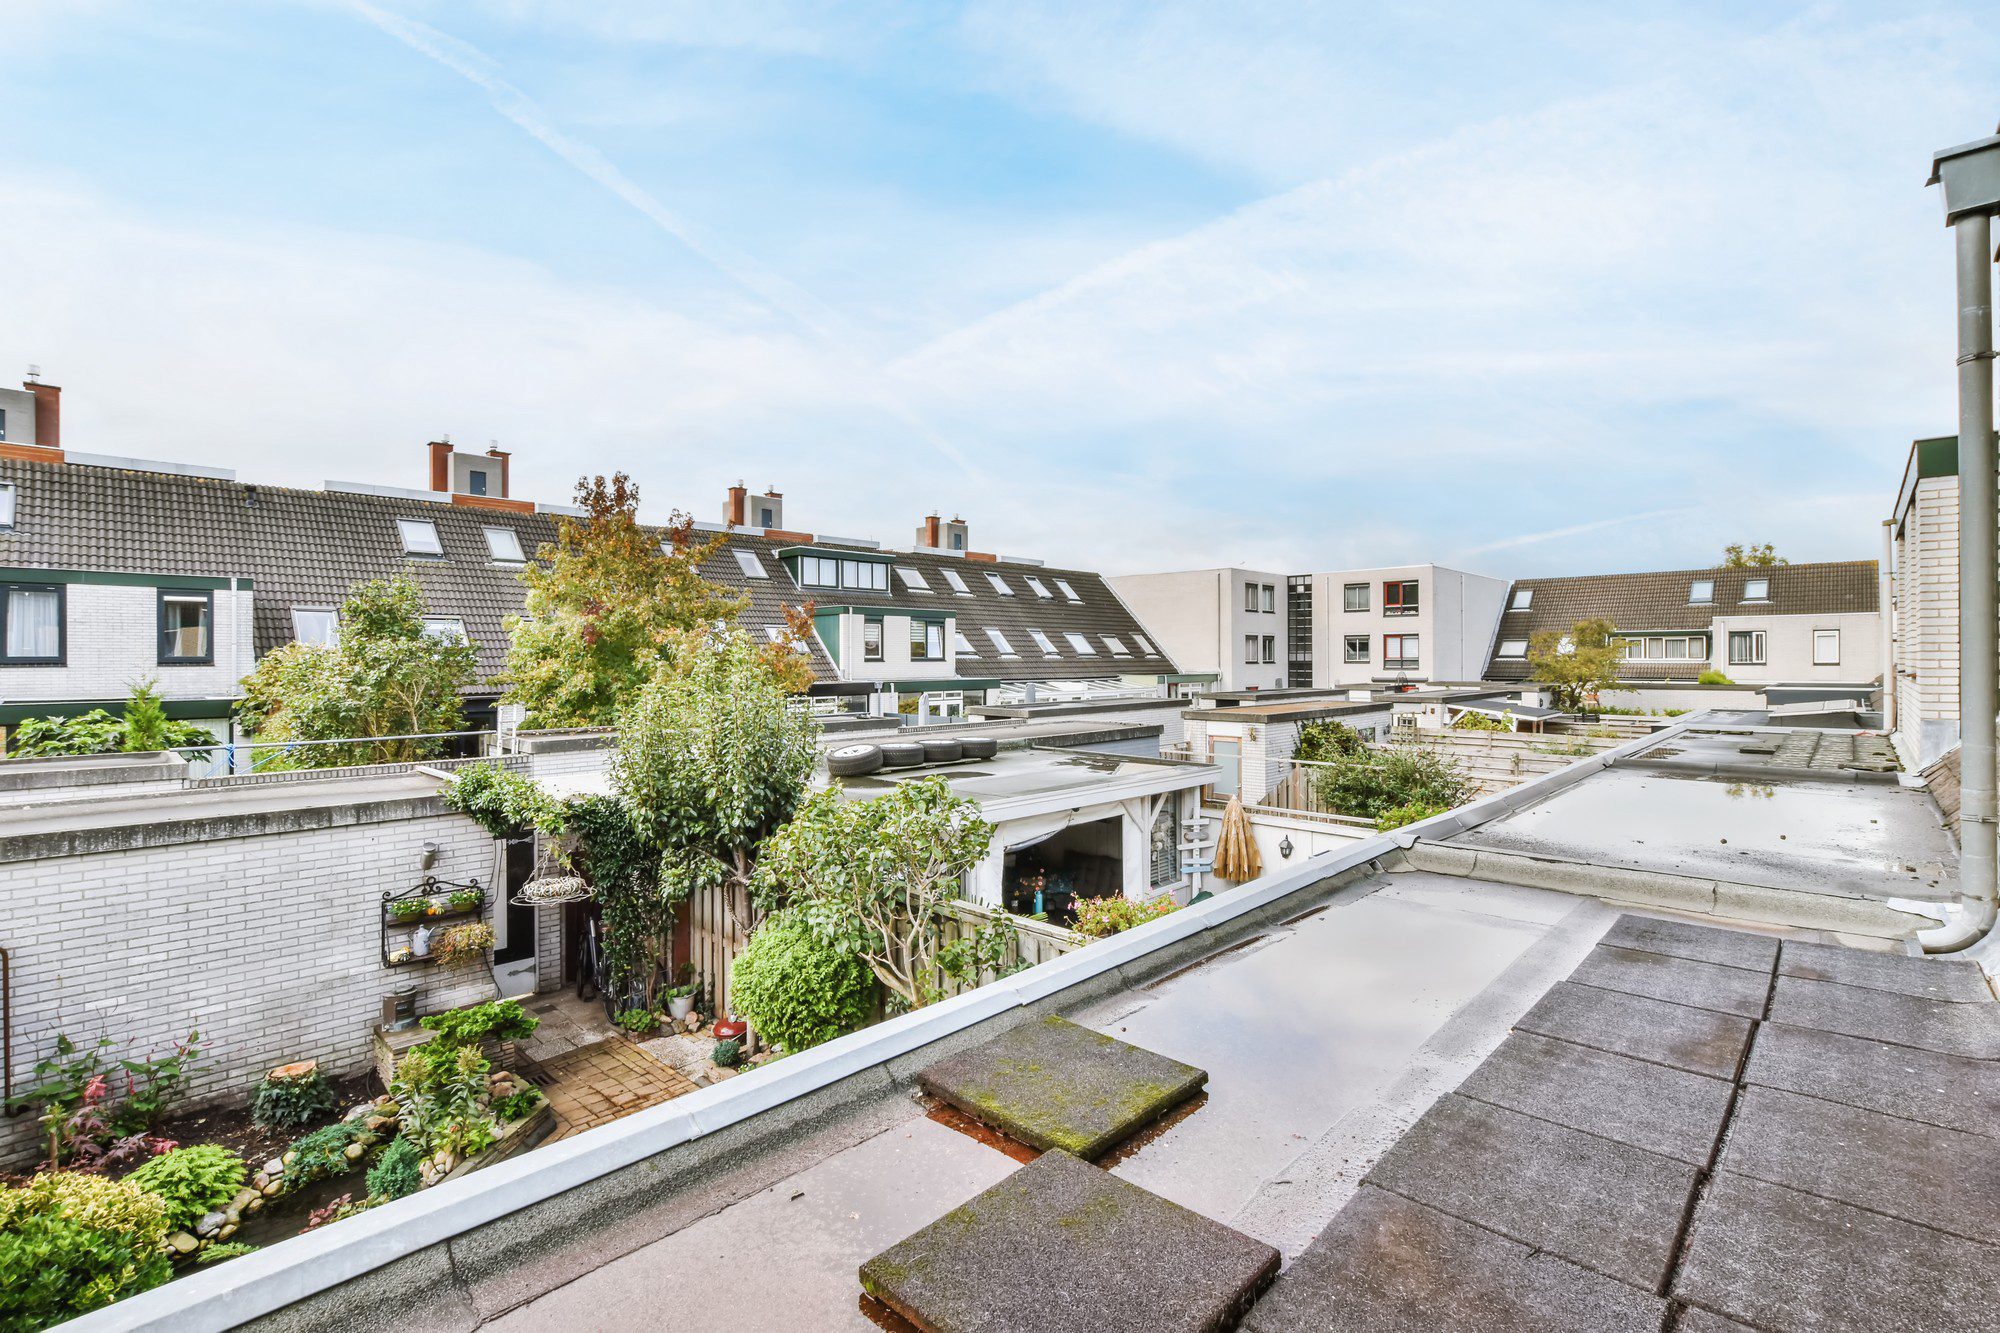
[1497,639,1528,658]
[1055,579,1081,603]
[421,617,467,641]
[1062,632,1095,655]
[1510,588,1533,610]
[1027,628,1059,656]
[1132,633,1157,656]
[763,626,808,654]
[1689,580,1714,604]
[396,519,442,556]
[0,483,15,529]
[986,573,1015,596]
[1103,635,1130,656]
[895,567,931,593]
[953,630,978,655]
[942,568,971,595]
[1743,577,1769,601]
[483,527,525,562]
[1026,576,1053,598]
[984,628,1018,657]
[292,607,338,648]
[733,549,769,579]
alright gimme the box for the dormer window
[733,549,769,579]
[1026,577,1053,598]
[986,573,1014,596]
[0,482,15,529]
[1055,579,1081,603]
[942,568,971,595]
[483,527,525,563]
[895,567,931,593]
[1742,577,1769,601]
[1026,628,1059,656]
[793,554,887,592]
[397,519,443,556]
[1689,580,1714,605]
[1510,588,1533,610]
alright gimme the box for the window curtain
[6,588,58,657]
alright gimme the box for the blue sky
[1,2,1993,576]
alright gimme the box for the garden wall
[1401,728,1624,796]
[0,782,500,1166]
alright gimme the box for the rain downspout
[1922,207,1998,954]
[1879,520,1897,735]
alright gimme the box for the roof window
[1742,577,1769,601]
[733,549,769,579]
[1062,632,1095,655]
[292,607,338,647]
[397,518,442,556]
[1103,635,1130,656]
[483,527,525,563]
[986,573,1015,596]
[1132,633,1157,656]
[1510,588,1533,610]
[942,568,971,595]
[1689,580,1714,605]
[1026,628,1059,656]
[1497,639,1528,658]
[421,616,467,641]
[953,629,978,655]
[0,482,15,529]
[1026,576,1053,598]
[984,628,1018,658]
[1055,579,1081,603]
[895,567,932,593]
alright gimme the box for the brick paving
[534,1036,701,1139]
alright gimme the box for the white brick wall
[2,581,254,709]
[1895,476,1966,763]
[0,805,499,1166]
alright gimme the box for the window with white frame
[985,628,1018,657]
[0,483,15,529]
[942,568,971,595]
[396,518,443,556]
[733,549,769,579]
[1497,639,1528,658]
[421,617,467,642]
[1245,634,1259,664]
[1510,588,1533,610]
[986,573,1015,596]
[1688,580,1714,604]
[484,527,526,563]
[1063,631,1095,655]
[1621,635,1709,662]
[1742,577,1769,601]
[895,567,931,593]
[292,607,338,647]
[1,584,62,663]
[954,629,979,656]
[1132,633,1157,655]
[1261,635,1276,664]
[1055,579,1081,603]
[1027,628,1060,656]
[1728,630,1766,665]
[158,590,213,665]
[1383,633,1419,669]
[1344,634,1370,663]
[1103,634,1130,656]
[1261,584,1276,613]
[1813,628,1840,665]
[1244,584,1260,613]
[1343,583,1369,612]
[1026,576,1053,598]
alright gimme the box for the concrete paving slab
[1744,1022,2000,1137]
[1719,1085,2000,1243]
[1600,914,1778,973]
[860,1149,1279,1333]
[1241,1186,1667,1333]
[1675,1171,2000,1333]
[1669,1307,1756,1331]
[1515,981,1753,1080]
[1777,938,1992,1002]
[918,1014,1207,1159]
[1364,1094,1698,1289]
[1571,945,1770,1018]
[1768,975,2000,1058]
[1453,1031,1733,1165]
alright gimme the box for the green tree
[613,628,821,905]
[502,473,752,728]
[1721,543,1787,568]
[752,776,995,1010]
[730,910,878,1052]
[1527,617,1624,712]
[1294,718,1369,764]
[120,679,210,753]
[1313,742,1473,822]
[236,576,476,767]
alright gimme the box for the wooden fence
[933,900,1085,1000]
[1253,725,1627,818]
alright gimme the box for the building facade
[1888,434,1988,766]
[1107,567,1288,692]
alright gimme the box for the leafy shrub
[251,1066,337,1130]
[8,689,212,760]
[1696,669,1735,686]
[440,764,566,839]
[614,1008,660,1035]
[1449,710,1510,731]
[730,912,877,1053]
[420,1000,539,1049]
[365,1137,423,1202]
[124,1145,246,1230]
[1312,741,1472,822]
[1294,719,1368,764]
[1072,893,1179,939]
[430,921,495,965]
[282,1119,374,1191]
[122,680,213,754]
[391,1043,496,1160]
[711,1039,742,1068]
[196,1241,257,1265]
[14,1031,205,1167]
[1376,801,1447,832]
[0,1173,174,1327]
[492,1087,544,1122]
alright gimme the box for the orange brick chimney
[428,440,452,492]
[485,446,511,498]
[1,374,64,463]
[725,482,748,527]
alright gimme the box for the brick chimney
[485,446,511,498]
[25,379,59,450]
[428,440,452,492]
[725,482,748,527]
[916,514,941,548]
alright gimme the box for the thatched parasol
[1212,795,1263,882]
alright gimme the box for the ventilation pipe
[1879,519,1897,734]
[1920,137,1999,954]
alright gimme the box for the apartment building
[1482,560,1882,692]
[0,433,1180,742]
[1110,563,1507,693]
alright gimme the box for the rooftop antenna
[24,364,39,383]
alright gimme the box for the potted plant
[388,899,428,922]
[663,981,697,1024]
[430,921,494,966]
[447,888,482,913]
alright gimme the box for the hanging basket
[513,874,592,907]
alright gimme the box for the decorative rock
[264,1158,284,1177]
[343,1143,367,1161]
[364,1114,390,1131]
[344,1104,371,1122]
[244,1196,264,1214]
[196,1210,227,1237]
[377,1099,400,1116]
[224,1207,241,1226]
[217,1224,238,1241]
[261,1181,284,1197]
[167,1232,199,1255]
[232,1189,259,1210]
[281,1151,297,1167]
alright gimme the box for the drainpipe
[1879,519,1897,733]
[1922,208,1998,955]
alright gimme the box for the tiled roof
[0,457,1176,689]
[1482,560,1878,681]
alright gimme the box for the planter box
[371,1025,523,1089]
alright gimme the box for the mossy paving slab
[919,1014,1208,1159]
[860,1149,1279,1333]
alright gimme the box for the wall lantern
[1278,834,1294,860]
